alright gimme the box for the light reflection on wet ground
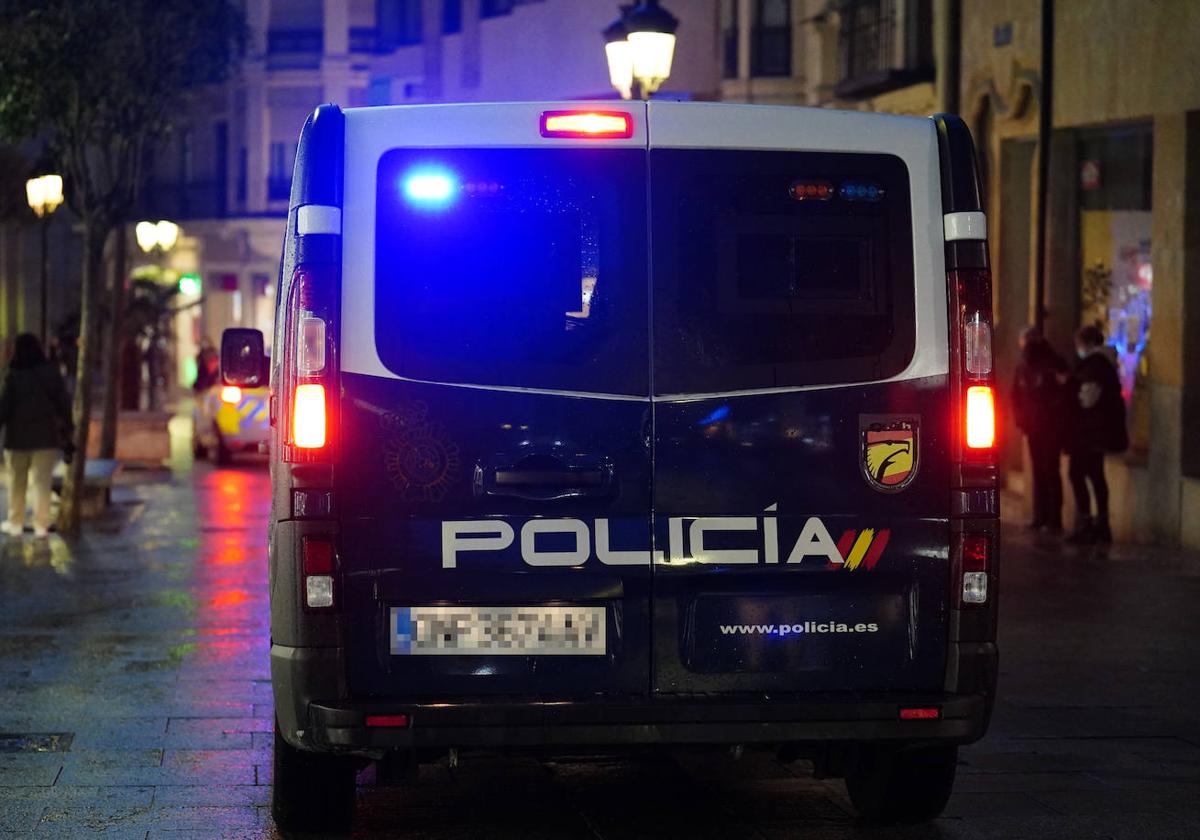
[1,447,1199,838]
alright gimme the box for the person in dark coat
[1064,325,1128,545]
[1011,326,1068,531]
[0,333,74,538]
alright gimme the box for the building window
[378,0,423,48]
[368,76,393,106]
[444,0,462,33]
[835,0,934,99]
[349,27,379,52]
[481,0,515,18]
[1076,124,1153,452]
[721,0,739,79]
[752,0,790,77]
[268,142,295,202]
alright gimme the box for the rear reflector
[899,707,941,720]
[365,714,410,728]
[292,383,326,448]
[965,385,995,448]
[540,111,633,139]
[220,385,242,404]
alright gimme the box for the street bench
[50,459,121,518]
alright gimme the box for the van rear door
[337,105,653,699]
[646,104,952,694]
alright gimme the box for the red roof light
[540,111,634,139]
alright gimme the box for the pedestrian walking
[1064,325,1128,545]
[1011,325,1068,532]
[0,333,74,538]
[193,341,220,393]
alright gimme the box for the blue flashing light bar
[839,182,884,202]
[402,169,458,207]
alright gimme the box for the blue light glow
[402,169,458,207]
[697,405,731,425]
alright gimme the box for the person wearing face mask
[1063,325,1128,544]
[1011,326,1069,532]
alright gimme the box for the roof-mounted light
[540,111,634,139]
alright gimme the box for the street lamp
[603,0,679,100]
[135,219,180,254]
[25,172,64,344]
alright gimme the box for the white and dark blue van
[221,101,1000,832]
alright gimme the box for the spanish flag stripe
[836,530,857,562]
[844,528,876,571]
[863,529,891,569]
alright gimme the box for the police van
[221,101,999,832]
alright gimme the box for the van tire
[845,744,957,824]
[271,724,357,834]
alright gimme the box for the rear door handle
[474,456,614,501]
[494,468,605,487]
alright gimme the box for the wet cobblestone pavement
[1,456,1199,838]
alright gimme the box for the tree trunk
[58,221,108,536]
[98,224,127,459]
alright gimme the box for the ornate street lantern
[603,1,679,100]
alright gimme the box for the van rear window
[650,150,915,395]
[374,147,648,395]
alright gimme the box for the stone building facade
[719,0,1199,548]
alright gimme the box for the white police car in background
[221,101,999,832]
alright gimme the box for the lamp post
[25,172,64,344]
[603,0,679,100]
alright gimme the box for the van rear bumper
[272,644,996,755]
[308,694,989,751]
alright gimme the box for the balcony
[834,0,934,100]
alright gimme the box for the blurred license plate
[389,606,606,656]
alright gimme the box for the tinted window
[650,149,915,395]
[375,148,648,395]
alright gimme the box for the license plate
[390,606,606,656]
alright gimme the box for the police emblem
[860,416,919,492]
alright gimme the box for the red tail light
[292,384,326,448]
[281,263,338,462]
[949,268,996,462]
[965,386,996,449]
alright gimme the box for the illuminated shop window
[1077,124,1152,447]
